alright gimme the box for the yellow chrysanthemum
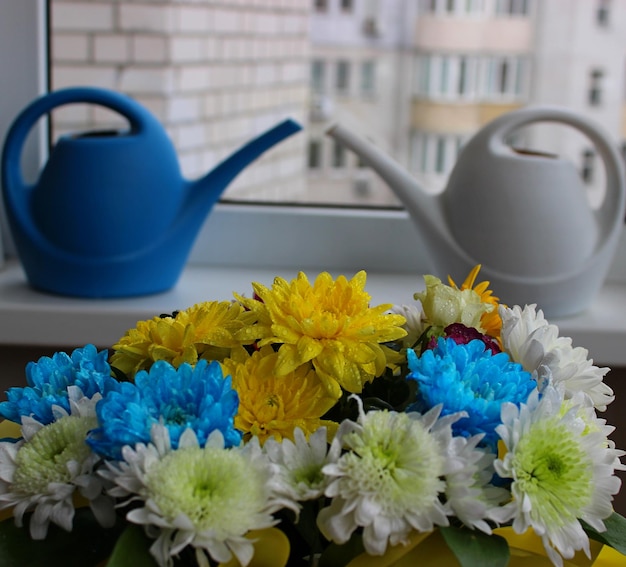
[111,301,259,377]
[222,346,338,445]
[448,264,503,340]
[236,271,407,398]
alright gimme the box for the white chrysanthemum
[0,387,114,539]
[263,426,340,506]
[494,385,624,567]
[102,424,291,567]
[317,401,469,556]
[500,304,614,411]
[389,303,426,348]
[444,434,511,533]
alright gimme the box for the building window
[581,149,595,183]
[340,0,354,12]
[435,137,447,173]
[420,135,429,172]
[482,56,526,98]
[424,0,438,13]
[353,176,371,197]
[458,56,468,94]
[589,69,604,106]
[514,58,525,95]
[361,60,376,95]
[597,0,611,26]
[413,133,463,177]
[464,0,485,14]
[498,60,510,94]
[439,55,450,95]
[416,53,525,100]
[333,140,347,167]
[417,54,431,95]
[336,60,350,93]
[308,139,322,169]
[311,59,325,93]
[496,0,529,16]
[427,0,484,13]
[314,0,328,12]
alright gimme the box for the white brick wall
[52,34,89,62]
[50,0,309,197]
[132,35,169,63]
[53,3,114,32]
[118,4,175,33]
[93,35,130,63]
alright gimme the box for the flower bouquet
[0,266,625,567]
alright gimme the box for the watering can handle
[482,106,626,241]
[2,87,158,204]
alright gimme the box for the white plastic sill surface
[1,259,626,367]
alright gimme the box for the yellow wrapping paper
[346,527,624,567]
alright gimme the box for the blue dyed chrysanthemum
[0,344,117,425]
[87,359,241,460]
[406,338,536,448]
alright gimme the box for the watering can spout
[191,119,302,209]
[325,122,469,274]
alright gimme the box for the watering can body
[1,87,301,297]
[327,107,626,317]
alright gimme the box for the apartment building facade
[308,0,626,204]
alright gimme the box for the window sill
[1,259,626,368]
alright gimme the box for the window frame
[0,0,49,259]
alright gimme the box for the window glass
[314,0,328,12]
[15,0,626,210]
[589,69,605,106]
[335,60,351,94]
[332,139,346,168]
[435,137,446,173]
[360,60,376,96]
[308,139,323,169]
[458,56,467,95]
[581,149,596,183]
[340,0,354,13]
[597,0,611,26]
[311,60,325,93]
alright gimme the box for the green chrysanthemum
[12,415,96,495]
[317,403,470,556]
[495,387,624,566]
[513,419,592,520]
[146,445,269,535]
[0,392,114,539]
[104,425,292,567]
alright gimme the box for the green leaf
[583,511,626,556]
[440,525,510,567]
[0,508,124,567]
[317,532,365,567]
[105,524,159,567]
